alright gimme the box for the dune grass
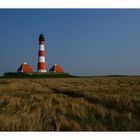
[0,77,140,131]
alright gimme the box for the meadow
[0,76,140,131]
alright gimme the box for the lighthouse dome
[39,34,45,41]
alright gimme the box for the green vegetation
[0,77,140,131]
[3,72,74,78]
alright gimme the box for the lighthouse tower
[38,34,46,73]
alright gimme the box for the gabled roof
[17,62,33,73]
[49,64,64,73]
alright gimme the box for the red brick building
[49,64,64,73]
[17,62,33,73]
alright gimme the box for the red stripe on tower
[37,34,46,73]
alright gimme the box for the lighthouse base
[38,70,46,73]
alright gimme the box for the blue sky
[0,9,140,76]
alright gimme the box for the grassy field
[0,76,140,131]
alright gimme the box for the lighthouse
[37,34,46,73]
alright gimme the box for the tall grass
[0,77,140,131]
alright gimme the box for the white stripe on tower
[38,34,46,73]
[40,45,45,51]
[39,56,45,62]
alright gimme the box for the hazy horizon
[1,9,140,76]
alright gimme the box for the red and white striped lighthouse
[38,34,46,73]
